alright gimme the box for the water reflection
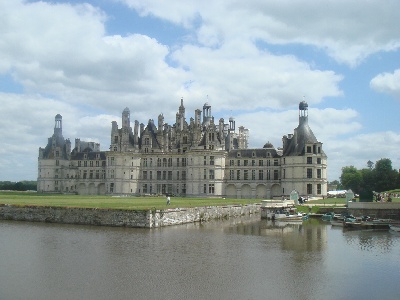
[1,218,400,300]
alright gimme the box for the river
[1,217,399,300]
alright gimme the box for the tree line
[0,181,37,191]
[336,158,400,200]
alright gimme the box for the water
[1,217,400,300]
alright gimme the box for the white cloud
[370,69,400,99]
[121,0,400,66]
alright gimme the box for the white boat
[389,224,400,232]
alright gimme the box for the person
[166,196,171,205]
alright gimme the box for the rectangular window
[208,184,215,194]
[230,170,234,180]
[182,158,187,167]
[143,171,147,180]
[274,170,278,180]
[307,146,312,153]
[307,157,312,164]
[182,171,186,180]
[317,184,321,194]
[149,171,152,180]
[96,170,100,179]
[162,171,166,180]
[307,184,312,194]
[252,170,256,180]
[204,184,207,193]
[307,168,312,179]
[143,184,148,194]
[252,160,255,166]
[230,160,234,166]
[210,156,214,165]
[204,156,207,165]
[244,160,248,166]
[244,170,248,180]
[157,171,161,180]
[168,171,172,180]
[317,169,322,179]
[266,170,270,180]
[274,159,278,166]
[317,158,321,164]
[237,170,240,180]
[204,169,207,180]
[237,160,241,166]
[209,169,215,180]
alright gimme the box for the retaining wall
[0,204,261,228]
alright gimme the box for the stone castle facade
[37,99,327,198]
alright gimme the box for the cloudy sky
[1,0,400,182]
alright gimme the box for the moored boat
[389,224,400,232]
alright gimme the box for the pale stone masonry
[37,99,327,198]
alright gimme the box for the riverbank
[0,203,261,228]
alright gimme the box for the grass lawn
[0,192,259,210]
[1,192,398,211]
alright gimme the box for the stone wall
[0,204,261,228]
[348,202,400,220]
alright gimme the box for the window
[244,160,248,166]
[168,171,172,180]
[307,168,312,179]
[83,170,87,179]
[209,169,215,180]
[317,169,322,179]
[274,159,278,166]
[157,171,161,180]
[182,171,186,180]
[252,160,255,166]
[204,156,207,165]
[182,158,187,167]
[208,184,215,194]
[176,158,180,167]
[204,184,207,193]
[307,184,312,194]
[266,170,270,180]
[84,161,88,167]
[143,184,148,194]
[307,146,312,153]
[274,170,278,180]
[252,170,256,180]
[237,160,241,166]
[143,171,147,180]
[307,157,312,164]
[230,170,234,180]
[317,158,321,164]
[163,158,167,167]
[162,171,166,180]
[96,170,100,179]
[210,156,214,166]
[110,183,114,193]
[259,170,264,180]
[168,158,172,167]
[56,160,59,166]
[157,158,161,167]
[230,160,234,166]
[78,161,82,167]
[143,158,148,167]
[243,170,248,180]
[237,170,240,180]
[204,169,207,180]
[317,184,321,194]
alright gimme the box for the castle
[37,99,327,198]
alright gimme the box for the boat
[321,212,335,221]
[389,224,400,232]
[260,199,308,221]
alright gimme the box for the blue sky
[1,0,400,182]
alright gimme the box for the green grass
[1,192,398,211]
[0,191,259,210]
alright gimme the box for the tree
[340,166,362,194]
[374,158,397,192]
[367,160,374,169]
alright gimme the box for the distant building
[37,99,327,198]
